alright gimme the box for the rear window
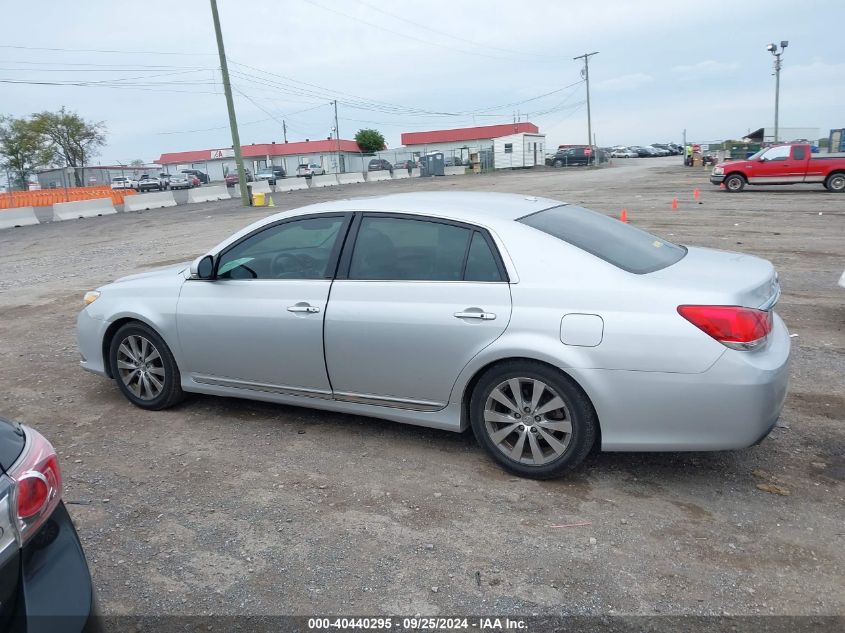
[518,205,687,274]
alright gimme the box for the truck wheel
[553,160,563,168]
[825,173,845,193]
[724,174,746,192]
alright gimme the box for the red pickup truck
[710,143,845,192]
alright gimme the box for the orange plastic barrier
[0,186,137,210]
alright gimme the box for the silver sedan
[76,192,790,478]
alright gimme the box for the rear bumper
[571,313,791,451]
[16,502,99,633]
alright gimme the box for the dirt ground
[0,157,842,619]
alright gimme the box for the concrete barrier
[187,185,231,204]
[248,180,272,194]
[392,170,410,180]
[337,172,366,185]
[123,191,177,212]
[311,174,339,188]
[276,178,310,192]
[444,166,467,176]
[0,207,39,230]
[410,168,421,178]
[366,171,393,182]
[53,197,116,221]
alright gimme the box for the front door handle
[287,304,321,314]
[454,311,496,320]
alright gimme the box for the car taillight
[677,305,773,351]
[8,427,62,544]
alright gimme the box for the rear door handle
[454,311,496,320]
[287,304,320,314]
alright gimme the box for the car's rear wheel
[469,361,597,479]
[724,174,746,192]
[825,172,845,192]
[109,322,184,410]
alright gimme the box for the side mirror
[190,254,215,280]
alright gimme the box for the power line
[353,0,561,61]
[308,0,558,63]
[0,44,216,56]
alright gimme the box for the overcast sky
[3,0,843,164]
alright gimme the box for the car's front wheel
[109,322,184,410]
[469,361,597,479]
[553,160,563,168]
[724,174,746,192]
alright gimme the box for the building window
[504,143,513,154]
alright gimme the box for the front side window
[519,205,686,274]
[217,216,344,280]
[348,217,504,282]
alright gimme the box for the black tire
[825,172,845,193]
[724,173,746,192]
[469,361,597,479]
[553,160,563,168]
[108,322,184,410]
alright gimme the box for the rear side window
[518,205,686,274]
[792,146,806,160]
[348,217,505,282]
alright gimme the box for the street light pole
[767,41,788,143]
[573,51,599,165]
[209,0,249,206]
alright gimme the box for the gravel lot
[0,157,842,619]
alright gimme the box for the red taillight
[677,305,773,350]
[9,428,62,543]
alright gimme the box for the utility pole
[767,41,788,143]
[282,120,288,143]
[209,0,249,206]
[332,100,342,174]
[573,51,599,165]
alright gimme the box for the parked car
[224,169,253,187]
[710,142,845,192]
[547,147,592,167]
[168,174,192,190]
[0,416,97,630]
[137,175,163,192]
[255,166,286,185]
[648,145,670,157]
[110,177,136,190]
[611,148,637,158]
[296,163,325,178]
[188,175,201,187]
[444,156,463,167]
[393,160,416,170]
[76,192,789,479]
[367,158,393,172]
[180,169,209,184]
[158,173,171,189]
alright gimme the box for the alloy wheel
[116,335,165,401]
[484,377,573,465]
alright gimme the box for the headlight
[83,291,100,306]
[712,166,724,175]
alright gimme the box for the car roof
[261,192,566,228]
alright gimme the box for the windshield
[518,205,687,274]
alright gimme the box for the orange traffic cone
[719,182,726,190]
[671,197,678,210]
[620,208,628,223]
[693,188,700,200]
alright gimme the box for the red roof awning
[401,122,539,146]
[159,139,362,165]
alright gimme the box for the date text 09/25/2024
[307,617,528,630]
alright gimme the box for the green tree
[32,107,106,187]
[0,116,54,191]
[130,159,145,168]
[354,128,386,153]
